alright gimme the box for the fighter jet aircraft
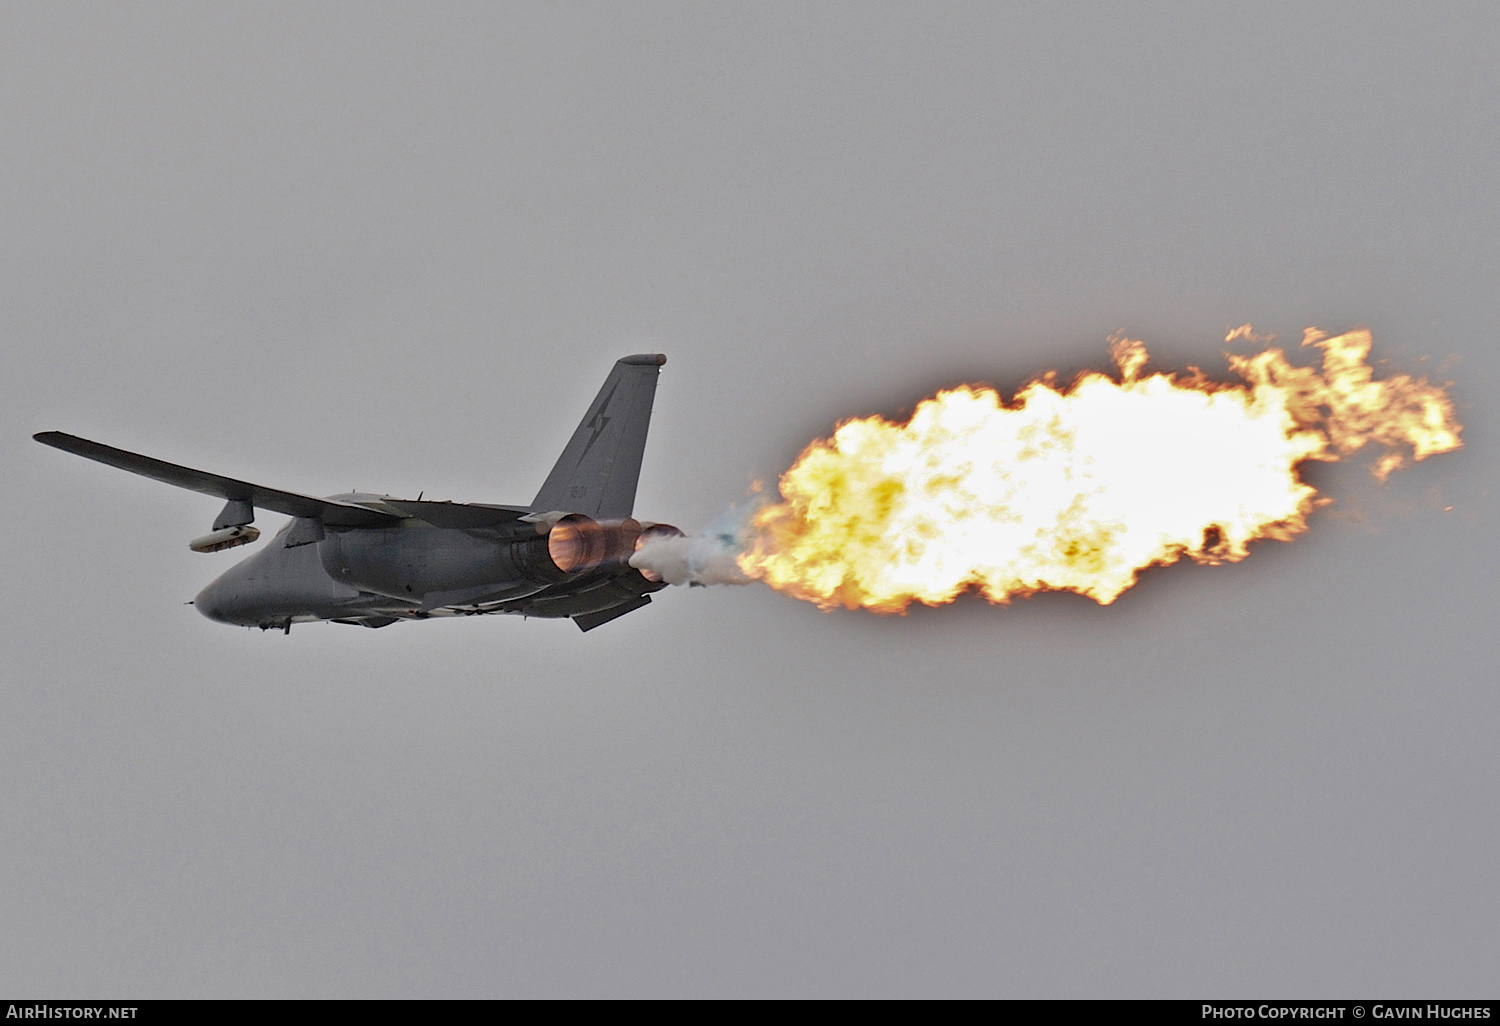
[34,354,682,633]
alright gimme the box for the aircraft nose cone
[193,579,229,623]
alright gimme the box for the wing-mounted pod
[189,498,261,553]
[189,525,261,553]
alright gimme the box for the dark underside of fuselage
[192,513,669,634]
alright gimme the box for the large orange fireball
[737,328,1461,611]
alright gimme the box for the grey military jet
[35,354,683,633]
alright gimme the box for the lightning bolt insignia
[578,382,619,465]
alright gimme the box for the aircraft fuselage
[193,504,668,631]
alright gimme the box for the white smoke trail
[629,504,760,587]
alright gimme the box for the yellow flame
[738,328,1461,611]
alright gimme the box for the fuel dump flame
[737,328,1461,611]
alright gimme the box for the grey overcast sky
[2,2,1496,998]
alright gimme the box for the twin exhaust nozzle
[545,515,684,579]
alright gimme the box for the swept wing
[33,431,402,527]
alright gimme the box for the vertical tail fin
[531,354,666,518]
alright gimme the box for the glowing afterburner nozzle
[546,516,607,572]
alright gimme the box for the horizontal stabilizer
[573,595,652,632]
[33,432,400,527]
